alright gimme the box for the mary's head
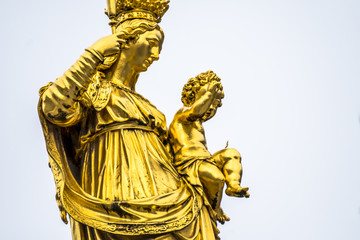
[94,19,164,89]
[96,0,169,89]
[115,19,164,72]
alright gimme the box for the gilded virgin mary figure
[38,0,220,239]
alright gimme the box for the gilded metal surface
[38,0,249,239]
[169,71,250,224]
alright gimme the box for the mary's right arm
[41,33,122,127]
[41,50,102,127]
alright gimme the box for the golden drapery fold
[38,85,219,240]
[38,51,219,240]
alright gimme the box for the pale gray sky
[1,0,360,239]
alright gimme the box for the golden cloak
[38,51,218,240]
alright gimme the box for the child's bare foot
[225,185,250,198]
[215,207,230,225]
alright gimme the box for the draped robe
[38,50,219,240]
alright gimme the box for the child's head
[181,70,224,121]
[181,70,223,106]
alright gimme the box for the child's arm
[179,81,221,121]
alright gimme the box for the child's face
[202,95,223,122]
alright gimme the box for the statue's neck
[109,54,140,91]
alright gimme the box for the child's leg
[212,148,249,198]
[198,161,229,224]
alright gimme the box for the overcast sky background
[1,0,359,239]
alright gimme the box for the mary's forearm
[41,50,102,126]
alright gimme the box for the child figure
[169,71,249,224]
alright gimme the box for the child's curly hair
[181,70,223,107]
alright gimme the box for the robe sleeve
[41,50,102,127]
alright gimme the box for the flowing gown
[39,51,219,240]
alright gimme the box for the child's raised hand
[194,81,223,104]
[208,81,221,93]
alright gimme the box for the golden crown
[106,0,169,32]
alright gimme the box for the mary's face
[125,29,164,72]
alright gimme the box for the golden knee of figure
[212,148,241,168]
[199,162,225,185]
[211,148,250,198]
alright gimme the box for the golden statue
[169,71,249,224]
[38,1,249,239]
